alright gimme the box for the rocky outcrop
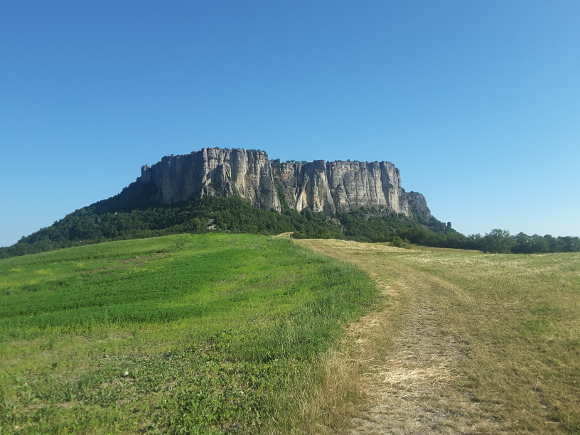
[139,148,280,211]
[271,159,412,216]
[136,148,431,219]
[405,191,432,220]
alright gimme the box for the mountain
[117,148,432,219]
[1,148,451,258]
[3,147,578,259]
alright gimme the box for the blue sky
[1,1,579,247]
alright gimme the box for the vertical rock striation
[271,159,412,216]
[140,148,281,211]
[136,148,431,219]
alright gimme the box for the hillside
[0,234,377,433]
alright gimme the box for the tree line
[395,226,579,254]
[322,211,579,253]
[1,197,578,259]
[0,197,342,258]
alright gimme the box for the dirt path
[297,239,504,434]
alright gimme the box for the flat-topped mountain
[134,148,431,219]
[3,147,578,259]
[1,147,446,258]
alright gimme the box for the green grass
[0,234,377,434]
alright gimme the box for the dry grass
[294,239,580,434]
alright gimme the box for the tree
[482,229,516,253]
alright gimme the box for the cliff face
[140,148,280,211]
[405,191,432,220]
[137,148,431,219]
[272,159,413,216]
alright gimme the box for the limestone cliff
[271,159,414,216]
[139,148,280,211]
[136,148,431,219]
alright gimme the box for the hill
[3,234,578,433]
[1,148,578,258]
[0,233,377,433]
[0,148,447,258]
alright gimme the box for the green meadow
[0,234,377,434]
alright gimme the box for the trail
[297,239,504,434]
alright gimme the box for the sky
[1,1,579,247]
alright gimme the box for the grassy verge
[0,234,377,434]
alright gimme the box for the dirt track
[297,239,504,434]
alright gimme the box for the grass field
[0,234,378,434]
[2,235,579,434]
[299,240,580,434]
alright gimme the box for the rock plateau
[136,148,431,219]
